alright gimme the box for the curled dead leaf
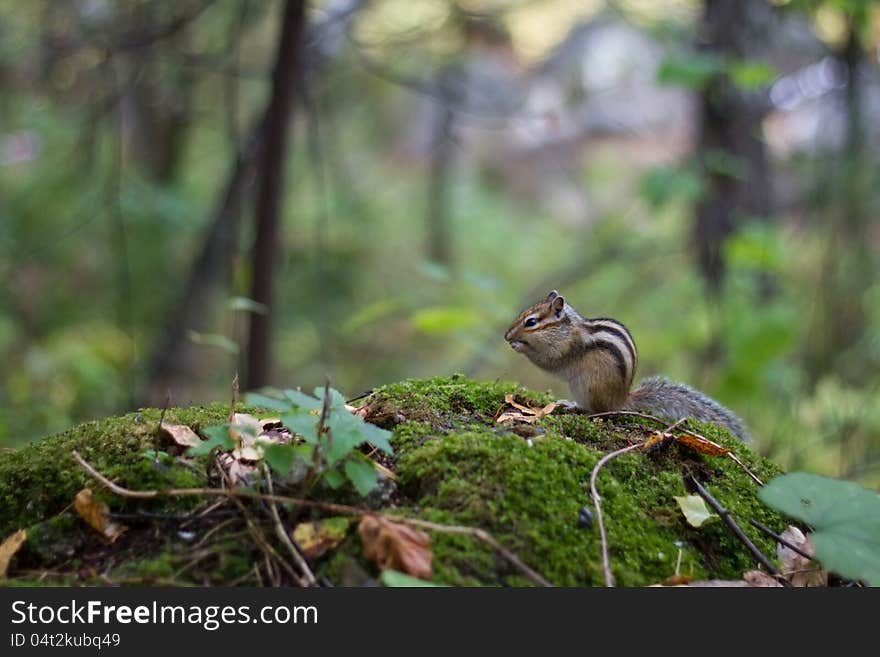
[778,526,827,587]
[358,515,432,579]
[159,422,201,448]
[74,489,127,543]
[674,432,730,456]
[0,529,27,578]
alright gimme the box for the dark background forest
[1,0,878,488]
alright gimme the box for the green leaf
[313,387,347,409]
[759,473,880,586]
[322,469,345,490]
[282,388,323,411]
[411,307,481,335]
[263,443,301,475]
[344,456,379,495]
[324,421,365,467]
[227,296,268,314]
[186,331,239,355]
[657,53,723,89]
[360,421,394,455]
[728,60,776,91]
[380,570,441,587]
[282,411,320,444]
[674,494,717,528]
[189,424,234,456]
[640,166,703,209]
[244,392,293,413]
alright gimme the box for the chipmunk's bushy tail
[626,376,751,442]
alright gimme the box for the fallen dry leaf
[159,422,201,448]
[743,570,784,587]
[293,518,351,559]
[358,515,432,579]
[0,529,27,578]
[778,526,827,587]
[74,489,127,543]
[674,432,730,456]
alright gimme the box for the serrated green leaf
[360,421,394,455]
[314,387,347,409]
[380,570,441,587]
[324,423,365,467]
[263,443,300,474]
[244,392,293,413]
[282,388,323,411]
[323,469,345,489]
[189,424,234,456]
[759,473,880,586]
[282,411,320,444]
[344,457,379,495]
[674,494,717,527]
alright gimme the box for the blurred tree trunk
[141,130,260,406]
[426,69,457,268]
[245,0,307,390]
[693,0,773,295]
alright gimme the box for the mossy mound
[0,375,787,586]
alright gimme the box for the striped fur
[505,291,751,441]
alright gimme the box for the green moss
[368,374,552,427]
[0,376,791,587]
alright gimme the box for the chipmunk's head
[504,290,574,369]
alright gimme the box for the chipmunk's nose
[504,327,514,341]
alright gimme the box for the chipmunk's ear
[546,290,559,302]
[551,294,565,316]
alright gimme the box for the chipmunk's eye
[524,317,538,328]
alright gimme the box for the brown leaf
[358,515,432,579]
[777,526,827,587]
[293,518,352,560]
[674,432,730,456]
[159,422,201,448]
[0,529,27,578]
[661,573,693,586]
[73,489,127,543]
[743,570,784,587]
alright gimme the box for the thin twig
[689,477,783,581]
[73,450,544,587]
[394,518,552,587]
[589,441,646,587]
[749,519,813,561]
[589,410,764,485]
[262,463,317,586]
[215,456,304,587]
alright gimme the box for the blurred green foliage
[0,0,878,494]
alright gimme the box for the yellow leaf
[0,529,27,578]
[674,494,717,528]
[292,518,351,559]
[74,489,127,543]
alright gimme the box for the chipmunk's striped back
[580,317,638,391]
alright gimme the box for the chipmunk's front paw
[553,399,584,414]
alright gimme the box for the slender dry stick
[72,450,544,586]
[689,477,782,579]
[589,410,764,485]
[214,456,304,587]
[395,518,552,587]
[589,441,646,587]
[749,519,813,561]
[262,463,317,586]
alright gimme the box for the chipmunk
[504,290,751,442]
